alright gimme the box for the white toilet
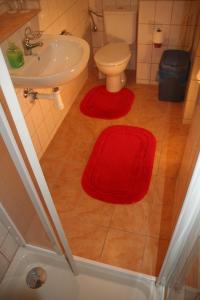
[94,7,136,93]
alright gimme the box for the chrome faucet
[23,38,43,55]
[23,26,43,56]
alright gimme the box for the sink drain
[26,267,47,289]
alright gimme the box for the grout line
[107,226,170,242]
[107,205,116,228]
[140,234,148,272]
[99,226,110,260]
[0,249,10,263]
[42,0,79,33]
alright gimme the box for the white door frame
[157,152,200,288]
[0,48,77,275]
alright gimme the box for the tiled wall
[0,0,39,13]
[1,0,90,159]
[183,9,200,123]
[89,0,138,70]
[0,220,19,282]
[136,0,199,84]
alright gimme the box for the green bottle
[6,43,24,69]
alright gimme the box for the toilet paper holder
[153,28,163,48]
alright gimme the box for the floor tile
[110,201,150,235]
[72,191,115,227]
[141,237,169,276]
[51,182,80,212]
[146,201,174,239]
[101,229,146,271]
[59,211,108,261]
[40,69,189,275]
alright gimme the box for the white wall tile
[89,0,103,12]
[139,1,156,24]
[137,44,152,63]
[0,221,8,246]
[138,24,154,44]
[103,0,115,9]
[196,38,200,57]
[136,79,150,84]
[152,46,167,64]
[192,26,200,57]
[184,25,195,49]
[31,133,43,159]
[0,233,18,261]
[150,63,159,83]
[89,0,97,10]
[183,97,197,120]
[37,121,50,153]
[136,62,151,80]
[30,102,44,128]
[0,220,20,282]
[0,255,9,282]
[25,113,36,138]
[155,1,173,25]
[186,80,199,101]
[116,0,132,9]
[91,31,105,47]
[171,1,191,25]
[191,57,200,80]
[168,25,187,48]
[190,1,200,26]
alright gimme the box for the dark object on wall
[158,50,190,102]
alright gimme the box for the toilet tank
[103,7,136,44]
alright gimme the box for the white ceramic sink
[9,34,90,88]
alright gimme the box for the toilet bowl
[94,42,131,93]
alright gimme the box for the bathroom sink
[9,34,90,88]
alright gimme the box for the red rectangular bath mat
[81,126,156,204]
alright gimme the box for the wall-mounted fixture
[88,9,103,32]
[23,26,43,56]
[23,87,64,110]
[153,28,163,48]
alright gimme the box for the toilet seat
[94,43,131,66]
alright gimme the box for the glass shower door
[0,48,77,274]
[157,152,200,299]
[166,238,200,300]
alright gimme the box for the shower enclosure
[0,46,200,300]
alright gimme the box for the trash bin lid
[161,50,190,68]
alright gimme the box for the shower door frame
[157,152,200,289]
[1,46,200,289]
[0,48,77,275]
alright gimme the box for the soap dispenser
[6,43,24,68]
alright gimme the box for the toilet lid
[94,43,131,66]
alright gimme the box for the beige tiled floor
[40,69,189,276]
